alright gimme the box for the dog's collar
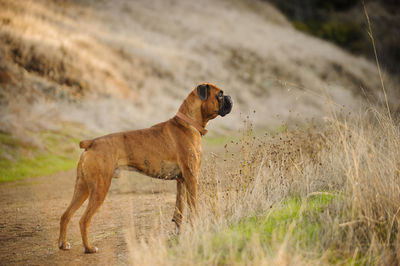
[175,111,208,136]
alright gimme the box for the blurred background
[1,0,399,137]
[0,0,399,178]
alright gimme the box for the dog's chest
[115,160,181,180]
[154,160,181,180]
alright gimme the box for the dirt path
[0,170,177,265]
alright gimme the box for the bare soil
[0,170,177,265]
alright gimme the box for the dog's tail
[79,139,93,150]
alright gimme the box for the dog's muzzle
[218,95,233,117]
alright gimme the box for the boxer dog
[58,83,233,253]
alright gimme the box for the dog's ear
[197,84,209,101]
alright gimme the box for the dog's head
[196,83,233,120]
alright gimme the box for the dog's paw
[85,246,99,254]
[59,241,71,250]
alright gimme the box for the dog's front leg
[181,166,199,220]
[172,177,186,234]
[178,148,200,226]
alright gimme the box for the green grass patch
[204,134,234,145]
[0,127,84,182]
[0,153,77,182]
[189,194,338,264]
[0,132,20,148]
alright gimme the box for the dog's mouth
[218,95,233,117]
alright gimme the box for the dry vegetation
[128,106,400,265]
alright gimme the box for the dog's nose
[219,95,232,117]
[224,95,232,113]
[225,95,232,107]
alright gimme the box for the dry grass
[126,106,400,265]
[0,0,138,101]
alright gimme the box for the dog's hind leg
[79,177,111,254]
[59,175,89,250]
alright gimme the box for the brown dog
[58,83,232,253]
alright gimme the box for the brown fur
[58,83,226,253]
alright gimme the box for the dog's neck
[176,111,207,135]
[177,94,208,134]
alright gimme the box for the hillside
[1,0,397,137]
